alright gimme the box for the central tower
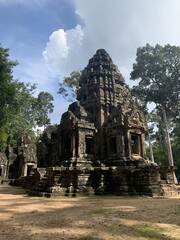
[77,49,126,127]
[59,49,148,163]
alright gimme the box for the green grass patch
[172,205,180,215]
[135,224,170,240]
[90,208,111,215]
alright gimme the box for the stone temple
[40,49,148,168]
[4,49,178,196]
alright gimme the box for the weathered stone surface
[6,134,37,179]
[47,49,148,166]
[0,152,8,178]
[16,49,179,196]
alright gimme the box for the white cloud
[43,24,84,80]
[11,0,180,124]
[43,0,180,85]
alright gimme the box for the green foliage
[130,44,180,167]
[0,45,54,151]
[58,70,82,102]
[131,43,180,115]
[34,91,54,127]
[0,45,18,126]
[152,144,168,166]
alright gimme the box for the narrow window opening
[131,134,141,155]
[85,137,93,154]
[110,137,117,154]
[64,137,72,157]
[65,137,71,156]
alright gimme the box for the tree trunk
[162,106,177,184]
[162,106,174,166]
[148,132,154,163]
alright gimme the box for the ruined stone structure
[6,134,37,179]
[0,153,8,178]
[31,49,177,197]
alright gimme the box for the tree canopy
[0,45,54,150]
[131,44,180,115]
[131,43,180,168]
[58,70,81,102]
[35,91,54,127]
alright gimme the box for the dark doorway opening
[86,137,93,154]
[64,137,72,157]
[131,134,141,155]
[27,165,33,175]
[110,137,117,154]
[0,168,2,176]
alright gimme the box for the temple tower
[77,49,126,127]
[75,49,147,162]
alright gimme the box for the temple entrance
[131,133,142,156]
[110,137,117,154]
[8,165,14,179]
[0,168,2,177]
[63,136,72,158]
[27,165,33,176]
[85,137,93,154]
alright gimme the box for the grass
[90,208,111,215]
[172,205,180,215]
[134,224,171,240]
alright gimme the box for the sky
[0,0,180,125]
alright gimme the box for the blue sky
[0,0,180,125]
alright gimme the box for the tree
[58,70,82,102]
[0,45,19,149]
[0,45,54,150]
[130,44,180,167]
[0,45,18,126]
[34,91,54,127]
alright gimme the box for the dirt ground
[0,185,180,240]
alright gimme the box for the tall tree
[130,44,180,167]
[34,91,54,128]
[0,45,54,150]
[0,45,18,149]
[0,45,18,126]
[58,70,82,102]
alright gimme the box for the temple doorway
[131,133,142,156]
[85,137,93,154]
[109,137,117,154]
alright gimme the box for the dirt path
[0,185,180,240]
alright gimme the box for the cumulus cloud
[43,25,84,79]
[43,0,180,85]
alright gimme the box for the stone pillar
[72,134,76,158]
[22,163,27,177]
[127,131,131,157]
[141,133,146,158]
[3,165,7,177]
[78,131,85,158]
